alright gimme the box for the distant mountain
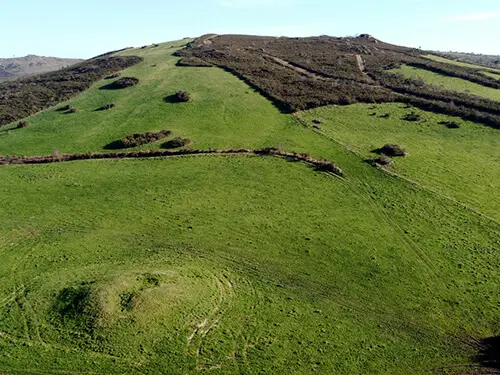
[0,54,83,81]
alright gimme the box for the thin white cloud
[444,11,500,21]
[217,0,294,8]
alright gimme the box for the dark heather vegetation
[0,55,142,126]
[178,34,500,128]
[107,130,172,149]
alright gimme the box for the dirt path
[263,54,330,81]
[356,54,370,80]
[262,53,380,89]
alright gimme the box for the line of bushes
[0,148,343,176]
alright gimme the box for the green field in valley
[1,41,500,375]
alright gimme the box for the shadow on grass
[476,336,500,370]
[104,140,125,150]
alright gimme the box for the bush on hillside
[164,90,192,103]
[96,104,115,111]
[162,137,192,149]
[175,91,191,102]
[57,104,73,112]
[373,155,392,165]
[16,120,29,128]
[439,121,461,129]
[106,130,172,149]
[374,144,407,157]
[102,77,139,90]
[402,112,422,122]
[104,73,121,80]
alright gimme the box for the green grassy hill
[1,39,500,375]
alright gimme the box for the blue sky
[1,0,499,58]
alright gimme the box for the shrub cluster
[373,155,392,166]
[174,91,191,102]
[16,120,29,128]
[117,130,172,148]
[96,104,115,111]
[104,77,139,89]
[374,144,407,157]
[402,112,422,122]
[163,137,191,149]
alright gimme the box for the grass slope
[0,40,500,375]
[298,103,500,222]
[1,156,500,375]
[0,42,293,156]
[392,65,500,102]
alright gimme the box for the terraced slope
[0,38,500,375]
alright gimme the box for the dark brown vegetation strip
[0,55,143,127]
[178,34,500,129]
[0,148,343,176]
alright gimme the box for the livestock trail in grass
[1,38,500,375]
